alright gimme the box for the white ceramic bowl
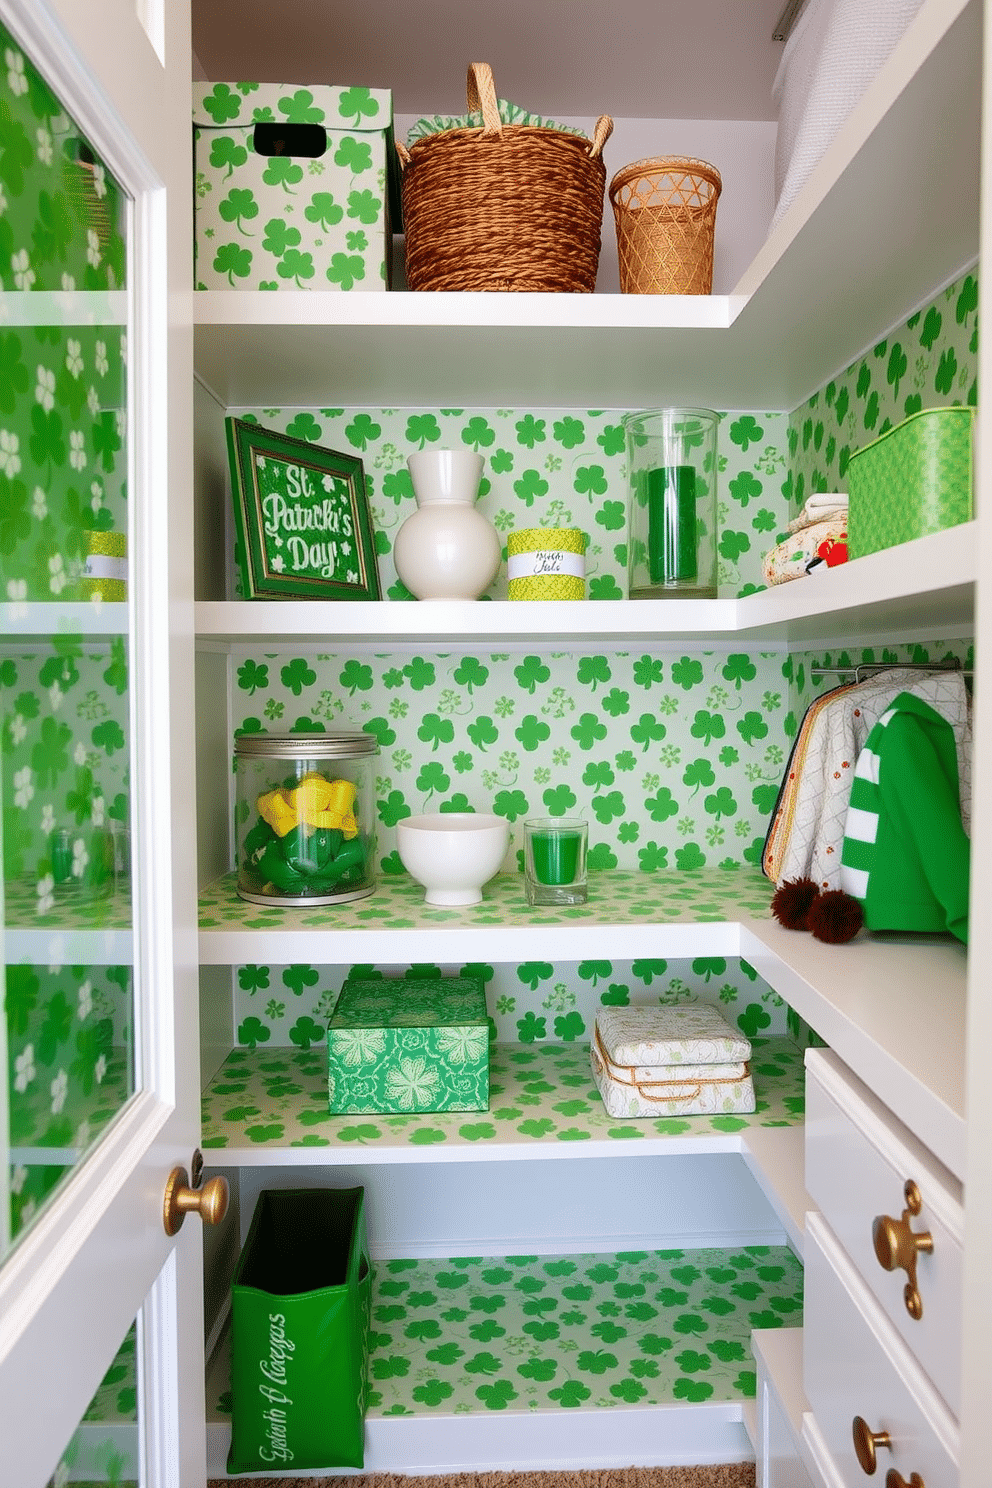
[396,812,510,906]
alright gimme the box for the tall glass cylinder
[623,409,720,598]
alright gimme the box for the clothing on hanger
[763,667,971,892]
[841,690,970,942]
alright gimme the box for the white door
[0,1,204,1485]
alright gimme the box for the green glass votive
[524,817,588,906]
[623,408,719,598]
[647,465,696,584]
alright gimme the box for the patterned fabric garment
[763,668,971,891]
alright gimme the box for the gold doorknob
[163,1152,229,1236]
[872,1179,933,1320]
[885,1471,925,1488]
[853,1415,891,1474]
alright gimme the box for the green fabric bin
[228,1187,370,1474]
[847,406,974,559]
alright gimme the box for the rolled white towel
[787,491,848,533]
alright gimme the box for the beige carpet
[214,1467,756,1488]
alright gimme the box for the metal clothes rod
[811,661,972,682]
[772,0,811,43]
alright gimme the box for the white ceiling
[190,0,790,122]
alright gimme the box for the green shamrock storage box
[193,81,399,291]
[328,974,490,1113]
[228,1187,371,1474]
[847,406,974,559]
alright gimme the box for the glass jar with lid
[234,732,378,905]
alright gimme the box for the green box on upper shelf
[193,81,399,292]
[327,974,490,1114]
[847,406,975,559]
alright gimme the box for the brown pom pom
[807,890,864,944]
[771,876,821,930]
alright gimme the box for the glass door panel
[1,20,135,1259]
[44,1320,140,1488]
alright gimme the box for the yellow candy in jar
[290,771,336,822]
[256,787,298,837]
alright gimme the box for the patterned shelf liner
[200,1035,804,1154]
[209,1244,804,1421]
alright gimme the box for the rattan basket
[397,63,613,293]
[609,156,721,295]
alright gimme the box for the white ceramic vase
[394,449,502,601]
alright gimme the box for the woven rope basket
[609,156,721,295]
[397,63,613,293]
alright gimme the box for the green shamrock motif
[348,188,381,223]
[278,88,326,124]
[554,416,585,448]
[262,154,304,192]
[201,83,243,124]
[462,416,496,450]
[278,247,316,285]
[209,135,247,178]
[327,251,367,288]
[305,190,344,229]
[213,242,252,284]
[338,86,381,125]
[261,217,300,256]
[335,136,373,174]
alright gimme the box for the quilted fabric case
[591,1004,755,1118]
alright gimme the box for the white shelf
[1,602,129,641]
[5,879,133,965]
[207,1356,752,1479]
[198,871,967,1185]
[195,523,976,649]
[204,1242,799,1476]
[740,914,967,1183]
[191,0,979,411]
[752,1326,808,1443]
[740,1124,809,1258]
[199,1036,805,1167]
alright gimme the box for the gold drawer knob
[872,1178,933,1320]
[885,1471,925,1488]
[853,1414,891,1473]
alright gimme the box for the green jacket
[840,691,970,942]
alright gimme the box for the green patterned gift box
[193,82,399,291]
[847,406,974,559]
[327,974,490,1114]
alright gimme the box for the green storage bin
[328,973,490,1114]
[847,406,974,559]
[228,1187,370,1474]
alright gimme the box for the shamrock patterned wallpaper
[788,270,978,512]
[230,405,792,601]
[218,273,977,1049]
[225,956,793,1055]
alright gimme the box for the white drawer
[753,1329,815,1488]
[805,1047,962,1416]
[803,1212,958,1488]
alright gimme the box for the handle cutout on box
[253,122,327,158]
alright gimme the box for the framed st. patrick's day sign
[225,417,381,600]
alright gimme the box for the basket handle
[394,62,615,165]
[589,115,614,159]
[466,62,503,137]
